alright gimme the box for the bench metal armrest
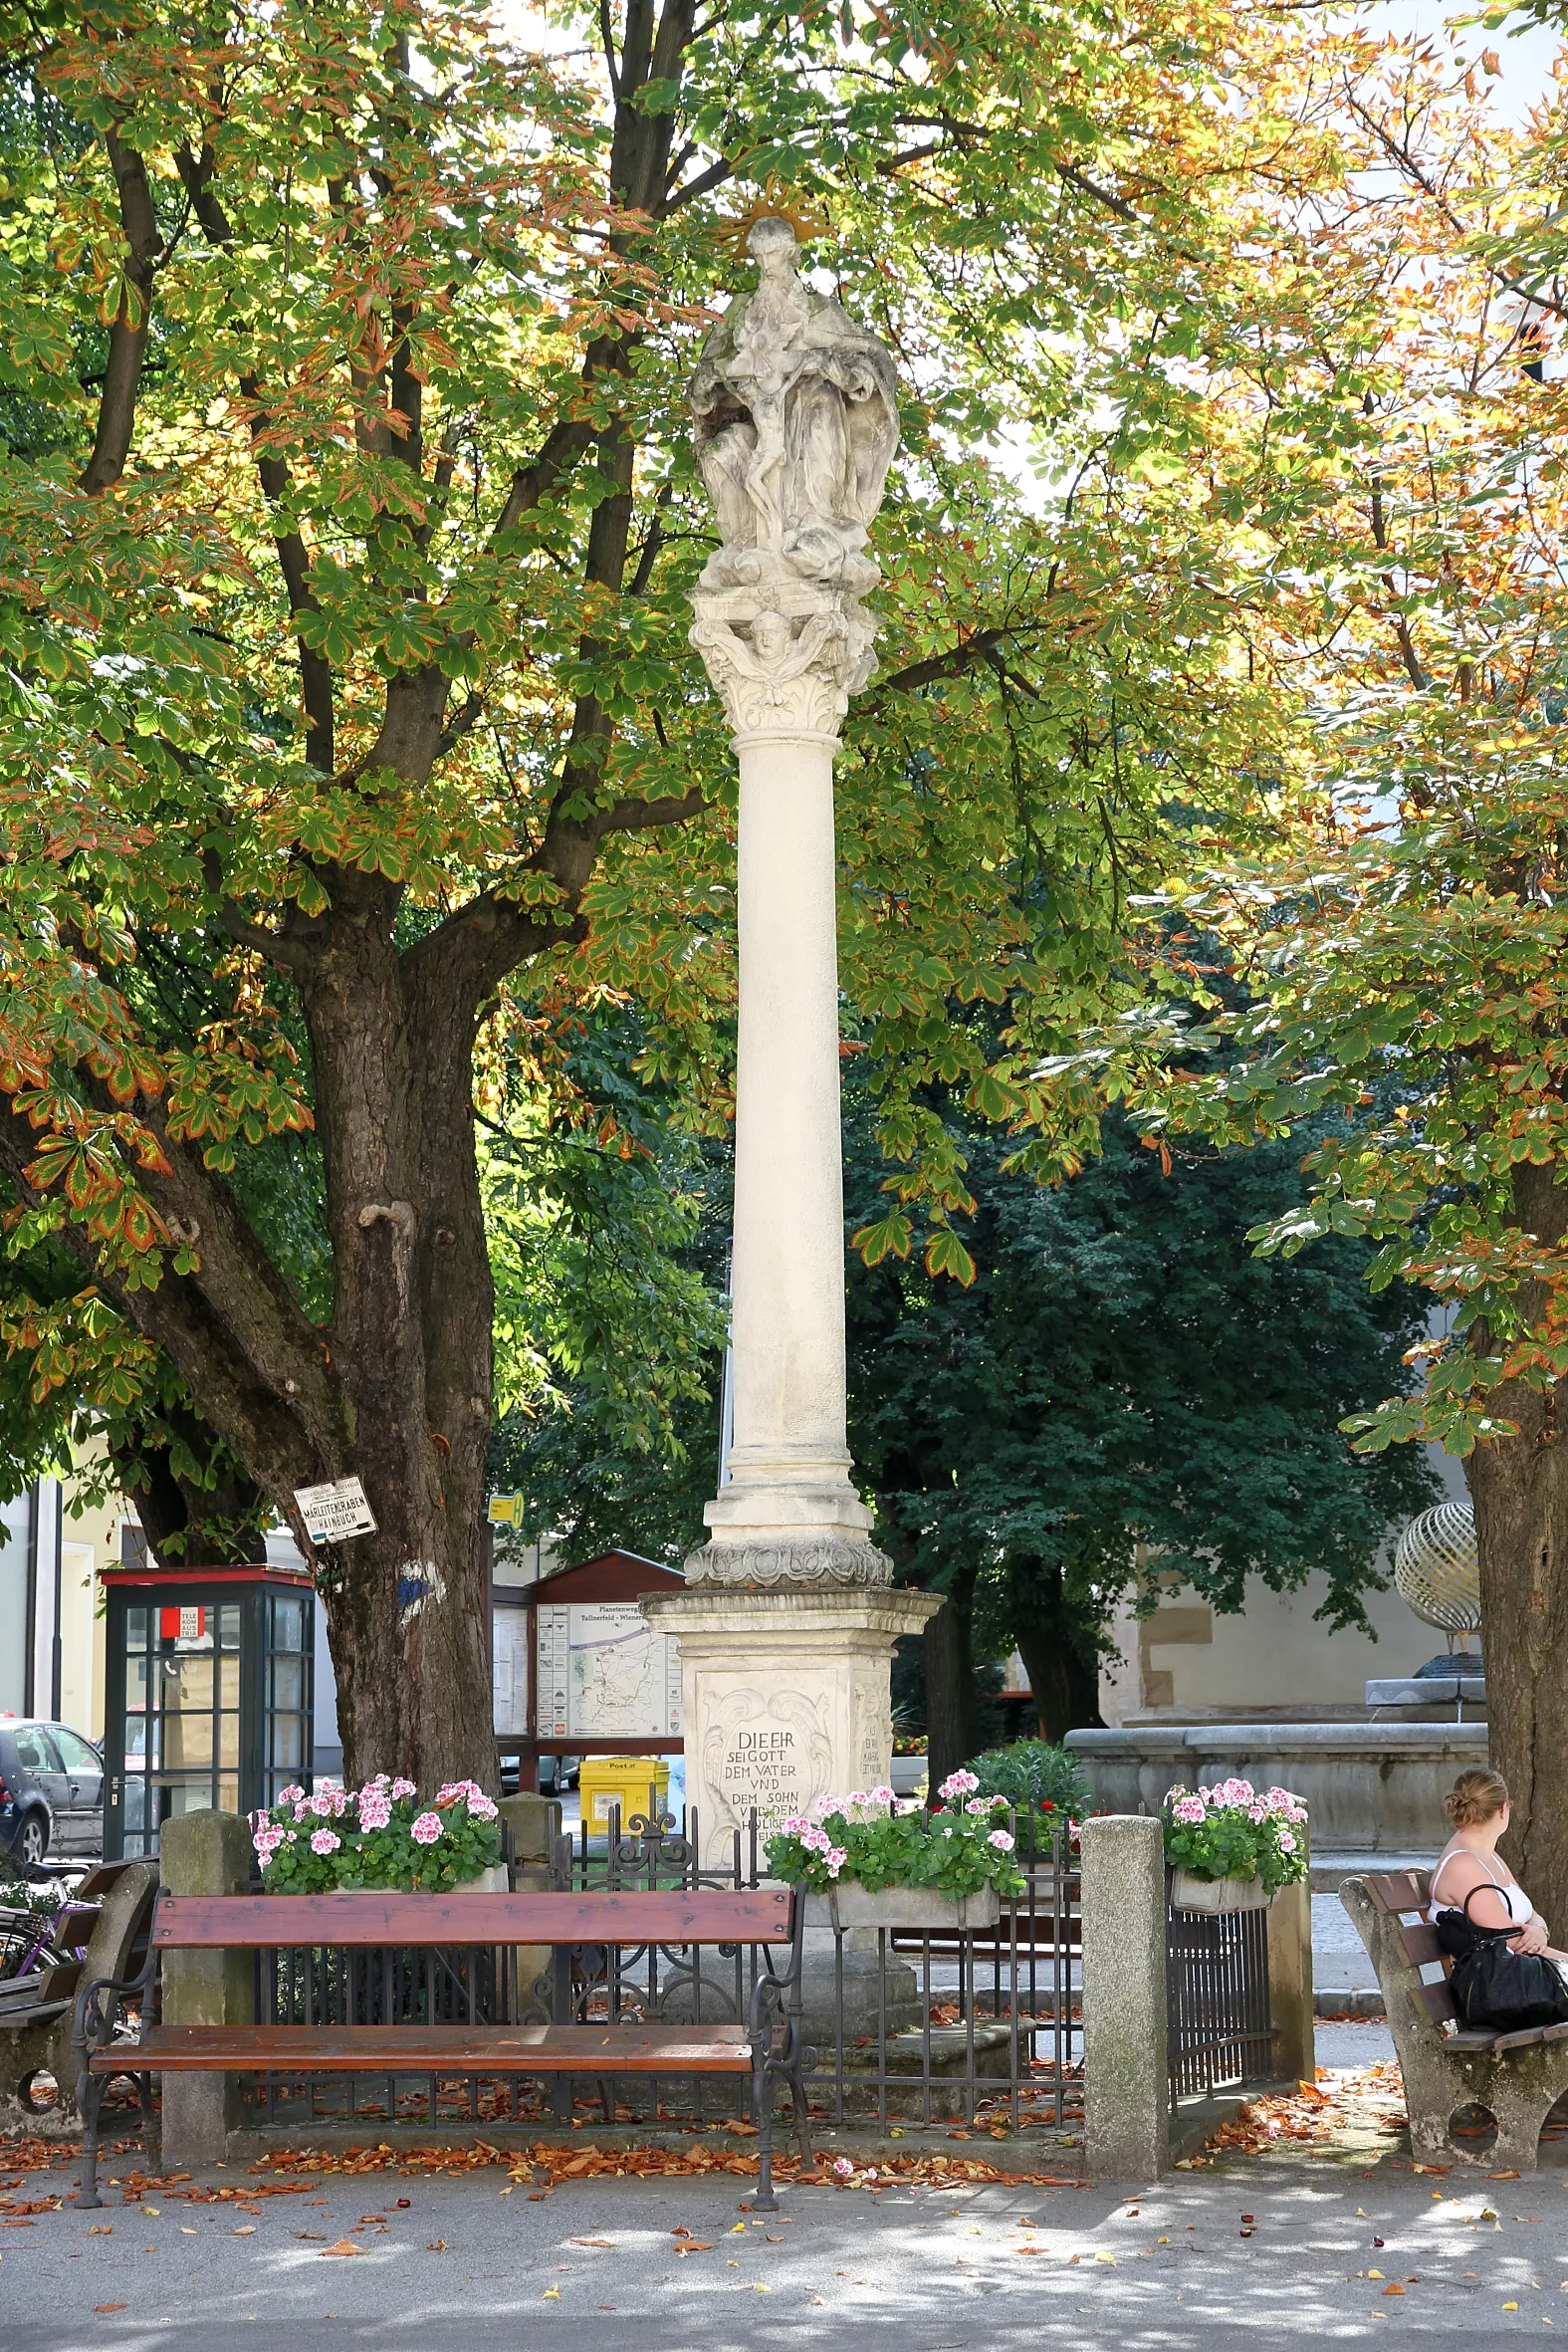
[72,1890,161,2059]
[72,1959,153,2058]
[748,1883,806,2050]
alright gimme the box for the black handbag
[1435,1887,1568,2033]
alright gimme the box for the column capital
[689,582,876,739]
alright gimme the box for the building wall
[1096,1446,1472,1725]
[0,1464,121,1739]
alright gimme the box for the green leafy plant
[763,1775,1026,1901]
[251,1775,502,1895]
[1162,1779,1308,1894]
[966,1741,1091,1821]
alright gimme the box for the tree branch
[80,133,159,495]
[0,1096,335,1505]
[175,142,336,773]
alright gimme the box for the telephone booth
[100,1561,315,1859]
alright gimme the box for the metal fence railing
[1166,1888,1275,2104]
[235,1804,1082,2140]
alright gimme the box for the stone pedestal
[640,1586,939,1862]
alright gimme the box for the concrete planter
[803,1882,1003,1932]
[456,1864,512,1895]
[1169,1869,1273,1915]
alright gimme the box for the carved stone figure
[689,216,899,593]
[687,600,878,737]
[688,218,900,739]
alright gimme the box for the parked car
[0,1720,105,1866]
[498,1754,579,1797]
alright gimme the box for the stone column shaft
[706,725,868,1546]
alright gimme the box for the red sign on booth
[158,1605,205,1641]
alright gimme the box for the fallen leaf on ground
[570,2237,614,2246]
[319,2239,363,2257]
[232,2226,256,2235]
[94,2305,127,2314]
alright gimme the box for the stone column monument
[641,218,939,1862]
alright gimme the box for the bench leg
[138,2068,160,2173]
[752,2062,778,2213]
[789,2067,812,2171]
[76,2070,106,2210]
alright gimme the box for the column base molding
[683,1534,893,1588]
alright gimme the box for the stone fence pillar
[159,1809,252,2166]
[1081,1814,1170,2179]
[1268,1840,1315,2085]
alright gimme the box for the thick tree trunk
[1465,1167,1568,1936]
[1008,1557,1103,1745]
[301,876,497,1793]
[925,1564,982,1790]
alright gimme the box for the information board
[535,1601,682,1741]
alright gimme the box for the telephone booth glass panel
[103,1567,314,1858]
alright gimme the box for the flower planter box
[1170,1869,1274,1916]
[889,1756,928,1797]
[274,1865,511,1899]
[803,1882,1003,1932]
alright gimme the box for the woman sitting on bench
[1431,1767,1568,2028]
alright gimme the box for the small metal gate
[1166,1893,1275,2102]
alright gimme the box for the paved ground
[6,2089,1568,2352]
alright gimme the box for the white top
[1431,1844,1534,1926]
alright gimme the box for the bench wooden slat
[95,2022,756,2074]
[72,1862,130,1905]
[151,1889,793,1950]
[0,1960,80,2014]
[1397,1922,1448,1968]
[1489,2017,1568,2055]
[1412,1978,1461,2025]
[1366,1870,1432,1914]
[1446,2028,1500,2050]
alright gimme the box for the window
[13,1728,61,1772]
[53,1728,101,1772]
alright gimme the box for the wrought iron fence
[236,1803,1081,2139]
[1166,1887,1275,2103]
[548,1804,1082,2136]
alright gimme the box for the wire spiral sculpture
[1393,1501,1481,1634]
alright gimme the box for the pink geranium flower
[410,1811,443,1845]
[310,1827,340,1855]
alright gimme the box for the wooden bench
[1342,1869,1568,2171]
[73,1884,809,2210]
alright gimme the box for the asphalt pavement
[5,2128,1568,2352]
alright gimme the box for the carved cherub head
[751,609,792,663]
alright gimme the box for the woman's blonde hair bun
[1445,1766,1509,1829]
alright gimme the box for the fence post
[1267,1835,1315,2085]
[1081,1814,1170,2180]
[497,1794,562,2026]
[159,1810,252,2166]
